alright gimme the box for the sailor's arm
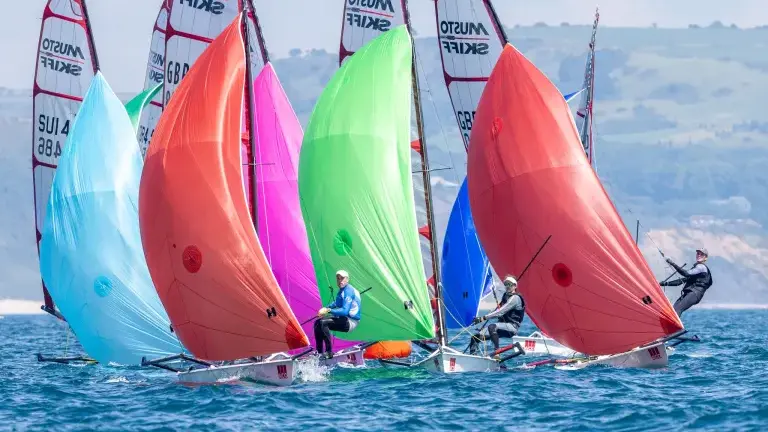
[660,278,685,287]
[329,294,353,317]
[484,295,521,320]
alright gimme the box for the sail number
[457,110,476,144]
[166,61,190,86]
[36,137,62,158]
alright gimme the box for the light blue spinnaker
[39,73,180,365]
[440,178,493,328]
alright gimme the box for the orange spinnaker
[467,44,682,356]
[364,341,412,360]
[139,16,308,361]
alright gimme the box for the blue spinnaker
[440,177,493,328]
[39,73,181,365]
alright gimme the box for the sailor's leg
[488,324,500,351]
[468,332,483,355]
[494,323,520,349]
[674,290,705,316]
[314,318,333,353]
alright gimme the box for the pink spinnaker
[252,63,358,351]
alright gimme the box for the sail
[575,9,599,165]
[140,17,308,361]
[125,84,162,133]
[434,0,507,149]
[441,178,492,328]
[467,44,683,355]
[300,25,434,341]
[33,0,99,314]
[39,73,180,365]
[252,64,358,350]
[136,1,168,158]
[338,0,406,65]
[163,0,239,107]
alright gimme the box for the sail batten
[467,44,682,356]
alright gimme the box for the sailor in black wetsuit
[468,275,525,357]
[660,248,713,316]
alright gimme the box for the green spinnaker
[124,84,161,133]
[298,25,434,341]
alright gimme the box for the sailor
[660,248,713,316]
[314,270,362,359]
[468,275,525,356]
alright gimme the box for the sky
[2,0,767,93]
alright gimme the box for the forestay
[32,0,99,315]
[39,73,180,365]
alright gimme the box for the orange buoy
[363,341,412,359]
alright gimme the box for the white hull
[177,355,296,386]
[417,346,501,373]
[318,346,366,368]
[512,331,578,357]
[564,342,669,369]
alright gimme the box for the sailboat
[139,14,312,386]
[467,43,687,369]
[136,0,169,158]
[37,73,181,366]
[250,63,367,368]
[32,0,99,321]
[300,25,436,360]
[434,1,602,359]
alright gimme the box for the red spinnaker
[139,17,308,361]
[467,44,682,356]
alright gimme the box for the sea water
[1,310,766,431]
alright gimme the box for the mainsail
[32,0,99,316]
[434,0,507,150]
[467,44,683,355]
[140,17,308,361]
[300,25,434,341]
[339,0,406,65]
[575,9,599,166]
[136,0,169,158]
[39,73,180,365]
[252,63,357,350]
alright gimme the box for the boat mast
[245,0,270,62]
[81,0,100,71]
[485,0,509,44]
[579,8,599,168]
[240,4,259,231]
[403,1,447,347]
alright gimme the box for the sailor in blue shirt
[314,270,361,359]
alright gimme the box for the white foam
[296,356,330,383]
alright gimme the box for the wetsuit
[469,292,525,355]
[314,284,361,355]
[661,261,713,316]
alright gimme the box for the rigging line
[414,45,483,289]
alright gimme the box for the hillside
[2,24,767,306]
